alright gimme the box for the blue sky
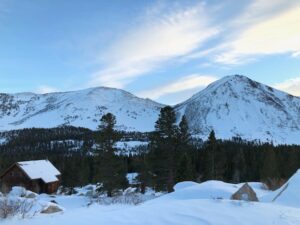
[0,0,300,104]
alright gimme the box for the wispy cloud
[214,1,300,64]
[88,2,218,88]
[137,74,217,100]
[273,77,300,96]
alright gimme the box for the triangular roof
[16,160,61,183]
[231,183,258,201]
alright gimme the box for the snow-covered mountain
[0,87,163,132]
[1,75,300,144]
[175,75,300,144]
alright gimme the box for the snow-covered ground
[115,141,148,150]
[4,171,300,225]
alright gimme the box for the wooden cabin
[0,160,61,194]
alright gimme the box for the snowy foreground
[4,171,300,225]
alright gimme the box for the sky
[0,0,300,104]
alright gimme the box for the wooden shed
[0,159,61,194]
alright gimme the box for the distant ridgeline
[0,126,300,191]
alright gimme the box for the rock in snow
[0,75,300,144]
[40,204,64,214]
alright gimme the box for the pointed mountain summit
[0,87,164,131]
[175,75,300,144]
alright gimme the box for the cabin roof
[17,160,61,183]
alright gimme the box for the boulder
[231,183,259,201]
[41,204,63,214]
[25,191,38,198]
[25,193,37,198]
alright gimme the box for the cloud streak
[137,75,217,100]
[273,77,300,96]
[88,3,218,88]
[214,1,300,64]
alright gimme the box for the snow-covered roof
[17,160,61,183]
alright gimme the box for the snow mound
[173,181,199,191]
[159,181,268,202]
[8,186,38,198]
[261,169,300,207]
[159,181,238,201]
[9,186,27,197]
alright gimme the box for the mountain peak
[176,75,300,145]
[205,75,261,91]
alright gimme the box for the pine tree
[178,115,190,145]
[96,113,118,151]
[95,113,128,197]
[154,106,178,138]
[175,115,195,182]
[148,106,178,192]
[176,153,194,182]
[204,130,217,180]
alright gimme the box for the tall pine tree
[148,106,178,192]
[95,113,127,197]
[204,130,217,180]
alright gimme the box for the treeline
[0,107,300,194]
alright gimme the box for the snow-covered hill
[175,75,300,144]
[0,87,163,131]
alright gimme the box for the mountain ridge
[1,75,300,144]
[0,86,164,132]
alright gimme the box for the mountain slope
[175,75,300,144]
[0,87,163,132]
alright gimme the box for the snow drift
[261,169,300,207]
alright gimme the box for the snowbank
[159,181,268,202]
[261,169,300,207]
[3,196,300,225]
[4,180,300,225]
